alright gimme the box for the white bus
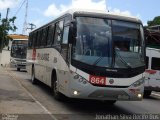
[144,30,160,97]
[149,25,160,31]
[10,34,28,71]
[26,9,145,103]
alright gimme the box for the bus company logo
[109,79,114,84]
[106,69,118,72]
[37,53,49,61]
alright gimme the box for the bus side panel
[27,48,70,91]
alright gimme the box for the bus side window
[28,34,32,49]
[146,56,149,69]
[37,30,42,47]
[44,27,49,47]
[62,26,69,44]
[54,20,64,45]
[64,15,71,25]
[47,24,55,46]
[41,27,48,47]
[33,32,37,48]
[39,29,43,47]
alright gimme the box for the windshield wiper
[92,56,103,66]
[115,50,132,69]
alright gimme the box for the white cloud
[112,8,132,16]
[0,0,20,10]
[44,0,107,17]
[109,7,141,19]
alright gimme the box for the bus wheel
[31,66,38,84]
[143,91,152,97]
[52,73,64,101]
[17,68,20,71]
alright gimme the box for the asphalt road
[0,67,160,120]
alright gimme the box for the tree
[0,14,17,52]
[147,16,160,26]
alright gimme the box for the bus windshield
[11,40,28,59]
[72,17,145,68]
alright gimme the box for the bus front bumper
[65,79,144,101]
[10,61,26,69]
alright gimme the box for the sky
[0,0,160,35]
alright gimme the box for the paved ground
[0,67,160,120]
[0,67,54,120]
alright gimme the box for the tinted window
[37,30,42,47]
[32,33,35,47]
[54,20,64,45]
[146,56,149,69]
[62,26,69,44]
[33,32,38,47]
[47,24,55,46]
[64,15,71,24]
[28,33,32,48]
[41,28,48,46]
[151,57,160,70]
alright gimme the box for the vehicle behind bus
[10,39,28,71]
[144,28,160,97]
[27,9,145,103]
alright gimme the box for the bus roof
[61,9,141,23]
[8,34,28,40]
[31,9,142,33]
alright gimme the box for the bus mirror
[69,20,76,44]
[70,20,76,30]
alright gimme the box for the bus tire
[51,70,64,101]
[17,68,20,71]
[31,66,38,84]
[143,91,152,97]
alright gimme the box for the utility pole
[22,0,28,35]
[27,23,36,31]
[6,8,10,20]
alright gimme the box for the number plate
[89,75,106,86]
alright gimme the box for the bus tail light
[145,70,157,74]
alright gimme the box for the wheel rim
[31,68,34,82]
[54,80,58,95]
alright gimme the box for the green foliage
[0,14,17,52]
[147,16,160,26]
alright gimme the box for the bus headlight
[138,93,142,98]
[132,77,145,87]
[10,59,16,64]
[73,91,78,95]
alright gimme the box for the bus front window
[72,17,145,69]
[11,40,28,59]
[112,20,145,68]
[72,17,112,67]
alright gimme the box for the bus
[26,9,145,103]
[144,29,160,97]
[10,34,28,71]
[149,25,160,32]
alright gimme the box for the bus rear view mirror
[70,20,76,30]
[69,20,77,44]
